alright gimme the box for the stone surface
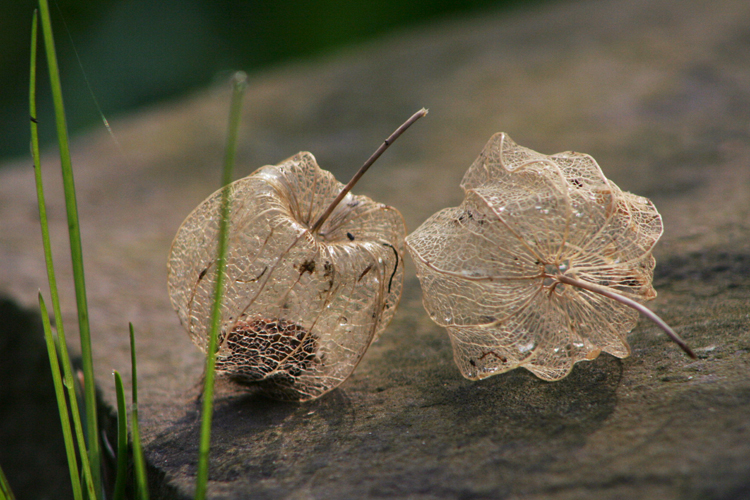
[1,0,749,498]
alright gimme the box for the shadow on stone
[0,296,72,500]
[147,355,621,497]
[148,385,355,483]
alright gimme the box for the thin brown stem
[310,108,428,233]
[556,274,697,359]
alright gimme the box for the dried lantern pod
[406,132,695,382]
[168,110,426,401]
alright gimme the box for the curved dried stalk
[311,108,427,233]
[555,274,696,358]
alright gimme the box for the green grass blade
[0,462,16,500]
[219,72,247,189]
[30,9,96,500]
[39,294,83,500]
[112,371,128,500]
[37,1,100,493]
[130,324,149,500]
[194,71,247,500]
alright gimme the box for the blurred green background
[1,0,547,164]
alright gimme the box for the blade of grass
[0,463,16,500]
[194,71,247,499]
[30,9,96,500]
[37,1,100,493]
[31,14,82,500]
[130,324,149,500]
[112,371,128,500]
[38,293,82,500]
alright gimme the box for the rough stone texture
[1,0,749,498]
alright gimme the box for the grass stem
[37,0,101,493]
[0,464,16,500]
[112,371,128,500]
[31,13,82,499]
[194,71,247,499]
[31,7,97,498]
[38,293,82,500]
[130,324,149,500]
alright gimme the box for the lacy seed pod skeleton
[168,110,426,401]
[406,132,695,381]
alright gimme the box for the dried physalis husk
[168,152,406,401]
[406,132,695,382]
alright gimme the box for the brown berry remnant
[218,317,318,400]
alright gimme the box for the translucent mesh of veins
[406,133,663,381]
[168,152,406,401]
